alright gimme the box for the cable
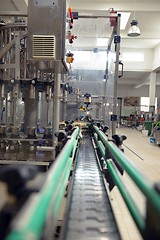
[123,143,144,161]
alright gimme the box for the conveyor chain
[63,137,121,240]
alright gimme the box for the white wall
[118,85,149,97]
[118,85,160,98]
[121,48,153,71]
[119,47,160,113]
[152,43,160,70]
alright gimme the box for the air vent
[32,35,56,59]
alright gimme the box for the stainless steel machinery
[0,0,70,164]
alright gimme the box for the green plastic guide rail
[106,159,145,236]
[93,125,160,238]
[6,127,80,240]
[5,124,160,239]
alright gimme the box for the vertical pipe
[103,50,109,125]
[37,92,41,126]
[9,90,14,125]
[0,99,2,125]
[8,28,11,78]
[13,98,16,125]
[112,14,121,135]
[52,63,61,160]
[23,37,27,79]
[60,87,67,122]
[103,30,114,125]
[118,97,122,125]
[13,83,19,126]
[38,92,48,128]
[0,83,5,124]
[24,99,38,128]
[76,88,80,120]
[5,29,8,79]
[5,92,8,126]
[46,85,52,125]
[15,35,20,80]
[46,100,49,125]
[24,84,38,133]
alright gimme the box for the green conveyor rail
[93,125,160,238]
[6,127,80,240]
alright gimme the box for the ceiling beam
[134,73,150,88]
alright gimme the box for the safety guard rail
[6,127,80,240]
[93,125,160,240]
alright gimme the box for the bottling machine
[0,0,71,164]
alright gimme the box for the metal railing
[93,125,160,239]
[6,127,80,240]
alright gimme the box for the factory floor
[110,126,160,240]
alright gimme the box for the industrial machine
[0,0,122,166]
[0,3,128,239]
[0,2,160,240]
[0,0,75,164]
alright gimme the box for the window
[140,97,157,112]
[140,97,149,112]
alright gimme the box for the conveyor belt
[63,137,121,240]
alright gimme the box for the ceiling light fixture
[127,0,140,37]
[128,20,140,37]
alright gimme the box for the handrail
[6,127,80,240]
[107,159,145,237]
[93,126,160,212]
[93,125,160,238]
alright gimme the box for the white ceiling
[71,0,160,49]
[1,0,160,49]
[1,0,160,86]
[70,0,160,86]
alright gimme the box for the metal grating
[32,35,56,59]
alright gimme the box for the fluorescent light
[118,12,131,30]
[96,38,108,47]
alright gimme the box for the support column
[149,72,156,113]
[103,79,107,125]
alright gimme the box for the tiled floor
[109,126,160,240]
